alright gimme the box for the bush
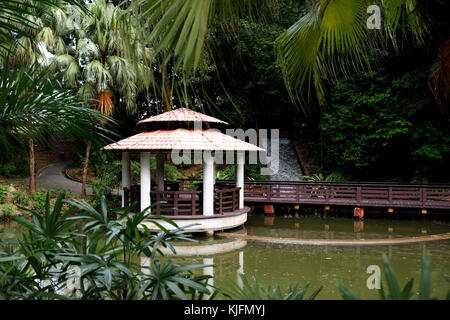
[0,203,16,219]
[31,192,48,212]
[1,164,17,177]
[325,172,350,182]
[12,191,30,207]
[0,186,8,204]
[91,171,120,198]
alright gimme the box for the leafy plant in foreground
[218,273,323,300]
[0,192,212,300]
[338,254,448,300]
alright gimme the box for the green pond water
[163,213,450,300]
[1,212,450,300]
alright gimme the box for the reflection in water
[203,258,214,299]
[264,215,275,226]
[168,213,449,299]
[1,215,448,300]
[354,220,364,232]
[172,239,449,300]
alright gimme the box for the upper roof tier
[137,108,228,125]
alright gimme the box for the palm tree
[275,0,430,109]
[46,0,151,196]
[0,0,115,192]
[0,57,113,185]
[126,0,449,117]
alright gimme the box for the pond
[1,211,449,300]
[155,212,450,300]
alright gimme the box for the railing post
[420,187,425,206]
[192,192,196,215]
[174,192,178,216]
[232,189,236,212]
[219,191,223,215]
[356,186,361,204]
[388,187,392,204]
[156,192,161,214]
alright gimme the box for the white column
[203,155,214,216]
[121,152,131,207]
[140,152,151,212]
[236,151,244,209]
[156,153,165,191]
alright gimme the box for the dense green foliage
[313,51,449,182]
[200,1,306,128]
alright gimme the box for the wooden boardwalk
[214,180,450,210]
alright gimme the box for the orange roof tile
[104,129,265,152]
[137,108,228,125]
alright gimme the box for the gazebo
[104,108,265,235]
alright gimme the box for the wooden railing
[123,185,140,212]
[123,185,241,215]
[214,187,240,215]
[151,190,202,216]
[239,181,450,209]
[125,179,450,212]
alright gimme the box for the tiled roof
[137,108,228,125]
[104,129,264,152]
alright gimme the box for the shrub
[1,164,16,177]
[0,203,15,219]
[91,171,120,198]
[0,186,8,203]
[31,192,48,212]
[12,191,30,207]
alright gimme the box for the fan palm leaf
[276,0,429,108]
[0,56,115,151]
[0,0,88,56]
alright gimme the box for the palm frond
[276,0,370,108]
[0,55,116,151]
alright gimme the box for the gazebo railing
[123,186,140,212]
[123,185,241,216]
[151,190,202,216]
[214,187,240,215]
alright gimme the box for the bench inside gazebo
[104,108,265,235]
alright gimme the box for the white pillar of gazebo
[235,151,244,209]
[140,152,151,212]
[121,152,131,207]
[156,153,165,191]
[203,154,215,216]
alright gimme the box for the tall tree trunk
[28,137,35,193]
[81,142,91,197]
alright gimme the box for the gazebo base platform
[138,207,250,234]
